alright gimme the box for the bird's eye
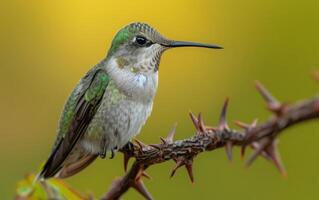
[135,36,147,46]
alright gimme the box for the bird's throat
[106,57,159,103]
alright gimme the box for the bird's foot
[99,149,107,159]
[109,146,118,159]
[121,142,135,171]
[122,141,134,153]
[99,146,117,159]
[99,137,107,159]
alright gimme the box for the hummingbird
[37,22,222,180]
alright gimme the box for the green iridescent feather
[109,27,133,54]
[53,69,109,150]
[39,68,110,178]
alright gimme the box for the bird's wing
[39,68,110,179]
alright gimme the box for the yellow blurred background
[1,0,319,199]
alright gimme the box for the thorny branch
[102,80,319,200]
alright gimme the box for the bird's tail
[35,153,98,182]
[57,154,98,179]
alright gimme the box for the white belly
[82,98,153,154]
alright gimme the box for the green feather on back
[55,69,109,147]
[58,69,109,141]
[54,90,77,150]
[40,68,110,178]
[85,72,109,102]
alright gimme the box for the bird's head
[106,22,222,73]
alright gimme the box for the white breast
[134,74,148,87]
[118,99,153,148]
[106,57,158,103]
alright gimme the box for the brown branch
[101,81,319,200]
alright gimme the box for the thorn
[205,125,217,132]
[123,152,131,172]
[246,138,270,167]
[225,141,233,161]
[241,146,246,159]
[142,171,152,180]
[185,162,194,183]
[219,98,229,130]
[250,142,271,160]
[170,159,184,178]
[134,139,147,150]
[255,81,283,114]
[160,137,167,144]
[189,112,200,131]
[136,167,152,180]
[135,167,152,181]
[244,119,259,140]
[165,123,177,144]
[135,168,144,181]
[235,118,258,130]
[134,139,147,154]
[197,113,207,133]
[251,119,258,127]
[234,120,250,129]
[265,139,287,176]
[235,119,259,156]
[170,158,195,183]
[149,144,161,150]
[131,179,153,200]
[255,81,279,105]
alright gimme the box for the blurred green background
[1,0,319,199]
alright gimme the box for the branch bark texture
[102,81,319,200]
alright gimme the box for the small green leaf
[15,173,92,200]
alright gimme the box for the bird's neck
[103,56,158,103]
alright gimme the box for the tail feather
[37,140,97,180]
[57,154,98,179]
[37,139,64,180]
[36,153,98,181]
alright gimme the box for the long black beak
[165,41,223,49]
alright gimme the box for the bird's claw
[99,146,107,159]
[100,146,117,159]
[99,152,106,159]
[109,149,115,159]
[122,141,134,153]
